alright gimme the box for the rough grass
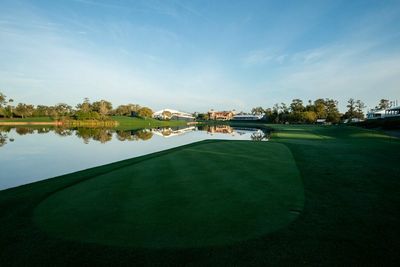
[0,125,399,266]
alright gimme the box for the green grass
[0,116,187,129]
[34,141,303,248]
[0,125,400,265]
[113,116,187,130]
[0,117,54,122]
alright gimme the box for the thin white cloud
[242,50,278,66]
[253,43,400,111]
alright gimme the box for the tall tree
[34,105,50,117]
[375,99,390,110]
[290,99,305,113]
[302,111,317,123]
[290,99,305,122]
[0,92,6,107]
[279,103,290,123]
[345,98,365,120]
[355,100,366,119]
[76,98,92,113]
[251,107,264,115]
[137,107,153,118]
[92,100,112,119]
[325,99,341,123]
[15,103,34,118]
[345,98,356,119]
[54,103,72,117]
[114,104,141,116]
[271,104,280,123]
[313,99,327,118]
[0,92,6,117]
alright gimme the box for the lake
[0,125,269,190]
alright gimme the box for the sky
[0,0,399,112]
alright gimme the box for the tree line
[251,98,391,124]
[0,92,154,120]
[0,91,392,124]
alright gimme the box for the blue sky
[0,0,399,112]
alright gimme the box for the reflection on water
[0,125,269,147]
[0,125,270,190]
[0,132,6,147]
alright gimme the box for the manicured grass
[0,116,187,129]
[34,141,303,248]
[113,116,187,130]
[0,117,54,122]
[0,125,399,265]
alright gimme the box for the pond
[0,125,270,190]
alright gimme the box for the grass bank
[63,119,117,127]
[0,117,54,122]
[113,116,187,130]
[0,125,399,265]
[0,116,187,129]
[0,117,58,125]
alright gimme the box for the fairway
[34,141,303,248]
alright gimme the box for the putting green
[34,141,304,248]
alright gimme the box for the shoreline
[0,121,63,126]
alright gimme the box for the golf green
[33,141,304,248]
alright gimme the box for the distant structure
[367,100,400,120]
[208,110,235,120]
[152,126,196,137]
[232,114,264,121]
[207,125,234,134]
[153,109,195,121]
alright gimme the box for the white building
[232,114,264,121]
[153,109,195,121]
[367,106,400,120]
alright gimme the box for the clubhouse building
[208,110,235,121]
[232,114,264,121]
[208,110,263,121]
[367,104,400,120]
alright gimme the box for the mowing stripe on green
[34,141,304,249]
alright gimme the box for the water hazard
[0,125,270,190]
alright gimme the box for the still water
[0,125,269,190]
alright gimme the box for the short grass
[0,125,399,266]
[0,117,54,122]
[34,141,303,249]
[113,116,187,130]
[0,116,187,129]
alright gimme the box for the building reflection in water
[152,126,196,138]
[0,125,269,148]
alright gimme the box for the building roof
[233,114,263,119]
[153,109,194,118]
[387,105,400,111]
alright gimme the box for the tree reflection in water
[0,132,6,147]
[251,131,270,141]
[54,127,74,137]
[75,128,113,144]
[0,125,269,148]
[15,127,35,135]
